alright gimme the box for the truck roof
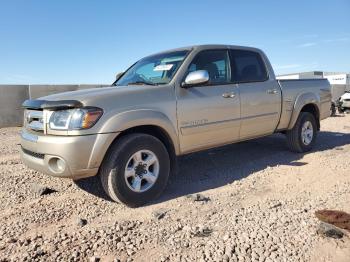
[149,44,264,57]
[145,44,274,80]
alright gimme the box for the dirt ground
[0,114,349,262]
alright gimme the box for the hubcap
[124,150,159,193]
[301,121,314,145]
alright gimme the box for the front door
[176,49,241,153]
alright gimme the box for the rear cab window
[230,50,268,83]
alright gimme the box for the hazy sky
[0,0,349,84]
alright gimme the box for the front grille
[24,110,44,133]
[344,99,350,102]
[21,147,45,159]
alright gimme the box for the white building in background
[277,71,350,101]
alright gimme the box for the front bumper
[20,129,118,179]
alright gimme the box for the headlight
[49,107,103,130]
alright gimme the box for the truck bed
[276,79,331,130]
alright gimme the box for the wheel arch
[98,110,179,177]
[99,109,180,154]
[288,92,321,130]
[300,103,320,130]
[103,124,178,178]
[117,125,177,158]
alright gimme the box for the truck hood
[41,86,121,102]
[38,84,174,113]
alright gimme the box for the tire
[338,100,345,113]
[99,133,170,207]
[286,112,317,153]
[331,103,336,116]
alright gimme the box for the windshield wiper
[127,81,157,86]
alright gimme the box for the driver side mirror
[115,72,124,81]
[181,70,209,88]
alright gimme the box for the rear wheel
[99,133,170,207]
[286,112,317,153]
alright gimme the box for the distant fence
[0,84,107,128]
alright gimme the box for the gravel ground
[0,114,350,262]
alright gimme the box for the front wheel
[286,112,317,153]
[99,133,170,207]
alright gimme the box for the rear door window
[230,50,268,83]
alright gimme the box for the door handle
[267,89,278,94]
[222,92,235,98]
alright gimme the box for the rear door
[176,49,240,153]
[230,49,281,139]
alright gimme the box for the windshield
[114,50,189,86]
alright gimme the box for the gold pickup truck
[21,45,331,207]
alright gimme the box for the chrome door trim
[180,117,240,135]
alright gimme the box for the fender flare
[99,109,180,154]
[287,92,320,130]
